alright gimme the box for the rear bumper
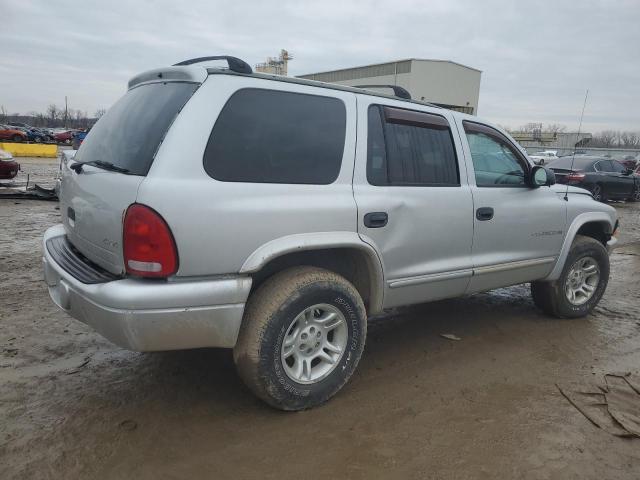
[43,224,251,351]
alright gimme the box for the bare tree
[94,108,106,119]
[46,104,60,125]
[543,124,567,134]
[0,105,6,122]
[620,131,640,148]
[597,130,617,148]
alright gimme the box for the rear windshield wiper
[70,160,131,174]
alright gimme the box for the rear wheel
[627,184,640,202]
[591,183,605,202]
[234,266,367,410]
[531,235,609,318]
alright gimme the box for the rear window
[75,82,198,175]
[203,88,346,184]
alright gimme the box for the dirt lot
[1,158,639,479]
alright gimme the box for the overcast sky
[2,0,639,132]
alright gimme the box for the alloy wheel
[592,185,602,202]
[564,256,600,306]
[280,303,348,384]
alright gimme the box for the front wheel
[531,235,609,318]
[627,184,640,202]
[234,266,367,410]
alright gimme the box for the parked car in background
[0,124,28,142]
[7,122,32,129]
[548,156,640,202]
[0,148,20,179]
[54,130,76,144]
[529,150,559,165]
[71,130,88,150]
[617,155,638,170]
[13,126,50,143]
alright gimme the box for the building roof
[298,58,482,78]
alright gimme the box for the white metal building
[298,58,482,114]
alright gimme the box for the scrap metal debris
[0,184,57,201]
[557,373,640,438]
[440,333,462,341]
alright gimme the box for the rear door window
[367,105,459,186]
[75,82,198,175]
[204,89,346,184]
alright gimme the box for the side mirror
[530,165,556,188]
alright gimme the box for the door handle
[476,207,494,221]
[364,212,388,228]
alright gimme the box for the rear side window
[204,89,346,184]
[75,82,198,175]
[367,105,459,186]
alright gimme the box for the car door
[455,120,567,293]
[610,160,635,197]
[352,97,474,309]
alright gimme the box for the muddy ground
[1,158,639,479]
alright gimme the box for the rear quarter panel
[137,75,359,277]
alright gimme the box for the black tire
[627,184,640,202]
[234,266,367,411]
[591,183,605,202]
[531,235,609,318]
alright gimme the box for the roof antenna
[565,89,589,201]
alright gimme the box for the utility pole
[64,96,68,128]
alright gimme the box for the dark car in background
[547,156,640,202]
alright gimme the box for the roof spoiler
[173,56,252,74]
[353,84,411,100]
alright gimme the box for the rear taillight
[565,172,585,182]
[123,204,178,278]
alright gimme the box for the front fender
[239,231,386,314]
[544,212,615,281]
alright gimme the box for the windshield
[75,81,198,175]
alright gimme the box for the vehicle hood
[550,184,592,197]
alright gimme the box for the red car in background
[53,130,77,144]
[0,149,20,179]
[0,124,28,142]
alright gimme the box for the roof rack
[353,84,411,99]
[173,56,252,74]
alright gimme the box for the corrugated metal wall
[299,60,412,83]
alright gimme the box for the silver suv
[43,56,618,410]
